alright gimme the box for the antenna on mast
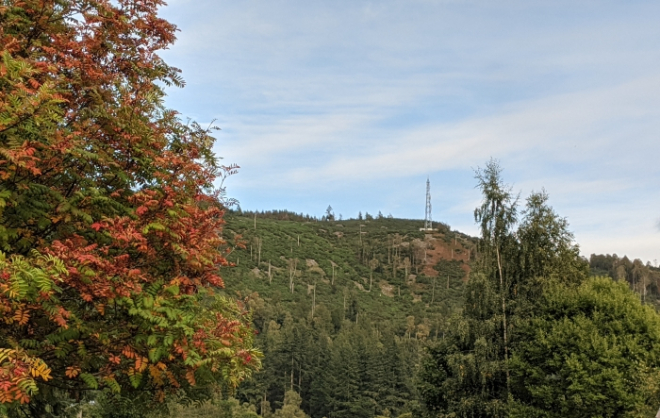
[424,177,433,231]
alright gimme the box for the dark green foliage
[418,272,509,418]
[510,277,660,418]
[418,162,590,418]
[212,214,473,418]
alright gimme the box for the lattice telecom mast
[424,177,432,230]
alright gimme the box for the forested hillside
[589,253,660,305]
[167,205,660,418]
[218,211,476,418]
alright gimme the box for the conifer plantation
[2,1,660,418]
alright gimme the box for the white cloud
[159,0,660,260]
[241,73,660,186]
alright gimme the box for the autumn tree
[0,0,259,415]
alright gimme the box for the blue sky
[159,0,660,263]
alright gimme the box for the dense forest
[222,211,473,418]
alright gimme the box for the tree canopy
[0,0,259,415]
[418,160,595,418]
[511,277,660,417]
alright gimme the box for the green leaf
[80,373,99,389]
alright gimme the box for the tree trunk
[495,245,511,395]
[257,238,262,264]
[312,282,316,317]
[431,277,436,303]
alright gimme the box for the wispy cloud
[159,0,660,262]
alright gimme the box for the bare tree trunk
[312,282,316,317]
[643,273,647,303]
[388,238,391,264]
[332,264,335,285]
[289,259,297,293]
[431,277,436,303]
[359,225,363,245]
[343,291,346,320]
[496,245,511,396]
[257,238,262,265]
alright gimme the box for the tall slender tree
[474,159,518,394]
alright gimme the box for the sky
[158,0,660,263]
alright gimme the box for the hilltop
[221,211,477,329]
[211,211,477,417]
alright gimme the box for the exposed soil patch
[422,233,472,279]
[379,281,395,297]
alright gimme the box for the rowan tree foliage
[0,0,259,414]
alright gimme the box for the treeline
[589,253,660,303]
[232,208,454,230]
[236,209,321,223]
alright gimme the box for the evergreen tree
[273,391,310,418]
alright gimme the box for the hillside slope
[185,210,660,418]
[221,212,477,328]
[216,212,477,418]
